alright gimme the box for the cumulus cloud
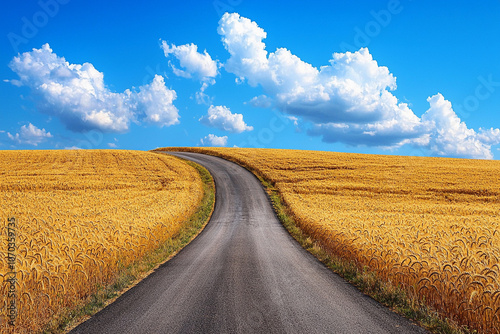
[8,44,179,133]
[200,134,228,147]
[161,41,220,105]
[248,95,273,108]
[420,94,500,159]
[199,105,253,133]
[308,100,424,148]
[161,41,219,80]
[7,123,52,146]
[217,13,500,159]
[135,75,179,127]
[218,13,420,134]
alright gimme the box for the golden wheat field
[0,150,203,333]
[158,147,500,333]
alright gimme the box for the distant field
[157,147,500,333]
[0,150,203,333]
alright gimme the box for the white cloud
[200,105,253,133]
[218,13,268,88]
[64,146,82,150]
[420,94,500,159]
[161,41,220,105]
[218,13,422,143]
[107,138,118,148]
[309,101,424,148]
[217,13,500,159]
[195,91,213,105]
[286,116,299,126]
[8,44,179,133]
[7,123,52,146]
[248,95,273,108]
[200,134,228,147]
[135,74,179,127]
[161,41,219,80]
[477,128,500,145]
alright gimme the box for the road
[70,152,427,334]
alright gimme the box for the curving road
[70,152,427,334]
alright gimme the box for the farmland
[157,147,500,333]
[0,150,204,333]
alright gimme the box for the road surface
[70,152,427,334]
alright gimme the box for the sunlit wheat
[0,150,203,333]
[161,147,500,333]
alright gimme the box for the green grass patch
[45,156,215,334]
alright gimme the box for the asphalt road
[70,152,427,334]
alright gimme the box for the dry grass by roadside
[58,157,215,333]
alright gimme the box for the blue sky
[1,0,500,159]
